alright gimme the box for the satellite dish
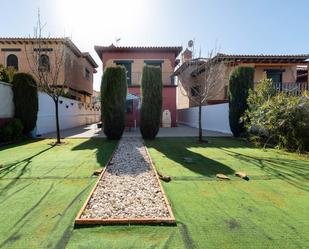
[188,40,194,48]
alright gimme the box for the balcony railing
[273,82,308,96]
[130,72,175,86]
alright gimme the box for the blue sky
[1,0,308,90]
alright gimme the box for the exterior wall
[36,93,100,134]
[125,86,177,127]
[0,81,99,134]
[253,65,297,83]
[177,78,190,109]
[177,62,229,108]
[177,103,232,134]
[177,62,300,108]
[64,46,94,100]
[0,41,95,102]
[0,81,14,127]
[101,50,178,127]
[103,51,176,85]
[0,42,66,83]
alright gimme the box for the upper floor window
[84,68,90,80]
[114,60,133,86]
[7,54,18,70]
[191,85,200,97]
[144,60,163,68]
[39,54,50,72]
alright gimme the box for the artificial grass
[1,137,308,248]
[0,138,117,249]
[68,137,309,249]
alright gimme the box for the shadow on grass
[220,148,309,191]
[0,183,54,248]
[70,138,117,167]
[146,137,235,177]
[0,143,56,195]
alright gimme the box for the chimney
[182,48,192,63]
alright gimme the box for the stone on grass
[93,168,103,176]
[235,171,249,181]
[216,173,230,180]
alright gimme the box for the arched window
[7,54,18,70]
[38,54,50,72]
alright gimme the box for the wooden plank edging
[74,140,119,224]
[143,141,176,222]
[74,138,176,226]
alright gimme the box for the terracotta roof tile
[94,44,182,59]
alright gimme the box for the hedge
[140,65,162,139]
[228,67,254,137]
[101,66,127,139]
[12,73,38,135]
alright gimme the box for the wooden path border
[74,139,176,226]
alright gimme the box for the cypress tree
[12,73,38,135]
[140,65,163,139]
[101,66,127,139]
[228,67,254,137]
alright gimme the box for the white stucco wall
[0,81,14,118]
[36,93,100,135]
[177,103,232,134]
[0,82,100,134]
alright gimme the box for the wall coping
[128,85,177,88]
[0,81,12,87]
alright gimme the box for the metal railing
[273,82,308,96]
[130,72,175,86]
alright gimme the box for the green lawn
[1,137,309,249]
[0,138,117,249]
[68,137,309,249]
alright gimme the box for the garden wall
[177,103,232,134]
[0,81,100,134]
[36,93,100,135]
[0,81,14,119]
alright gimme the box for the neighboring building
[0,37,98,103]
[92,90,100,104]
[175,52,309,108]
[95,44,182,127]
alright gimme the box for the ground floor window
[126,100,133,113]
[266,69,284,84]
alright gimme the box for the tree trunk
[198,99,202,142]
[54,98,61,144]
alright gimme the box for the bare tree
[177,49,225,142]
[25,11,67,144]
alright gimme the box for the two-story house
[0,37,98,103]
[175,50,309,108]
[95,44,182,127]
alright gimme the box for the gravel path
[81,137,171,219]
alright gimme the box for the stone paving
[40,123,231,138]
[80,137,170,219]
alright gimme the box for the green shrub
[12,73,38,135]
[140,65,163,139]
[243,79,309,152]
[228,67,254,137]
[0,66,10,83]
[101,66,127,139]
[0,118,23,142]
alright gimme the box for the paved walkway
[40,123,231,138]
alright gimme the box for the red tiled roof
[215,53,309,62]
[190,53,309,76]
[94,44,182,60]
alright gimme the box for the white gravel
[81,137,170,219]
